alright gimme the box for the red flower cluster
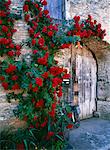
[5,64,16,74]
[62,74,71,79]
[12,83,20,90]
[37,52,49,65]
[46,131,54,140]
[43,10,49,15]
[41,117,48,128]
[35,77,43,86]
[23,5,29,12]
[52,77,62,87]
[2,82,8,90]
[2,25,8,32]
[49,66,63,76]
[67,15,106,39]
[66,124,73,129]
[0,76,5,81]
[7,50,15,57]
[42,72,49,79]
[48,31,53,37]
[35,99,44,108]
[38,37,45,46]
[60,43,71,49]
[11,75,18,81]
[41,0,47,6]
[67,113,73,118]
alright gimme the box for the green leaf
[23,139,28,150]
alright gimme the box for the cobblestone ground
[67,118,110,150]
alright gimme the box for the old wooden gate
[75,47,96,119]
[55,45,97,119]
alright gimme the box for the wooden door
[75,48,96,119]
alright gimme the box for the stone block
[97,101,110,119]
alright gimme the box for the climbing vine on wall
[0,0,106,149]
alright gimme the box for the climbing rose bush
[66,15,106,39]
[0,0,106,149]
[0,0,21,56]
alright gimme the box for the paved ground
[66,118,110,150]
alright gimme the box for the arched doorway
[55,45,97,119]
[75,47,97,119]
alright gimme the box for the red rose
[16,51,21,56]
[33,116,37,121]
[11,29,17,33]
[38,37,45,46]
[32,25,37,30]
[42,72,48,79]
[63,74,71,79]
[29,28,34,35]
[12,83,20,90]
[49,109,55,118]
[33,50,38,54]
[0,76,5,81]
[52,77,62,87]
[32,86,38,92]
[16,45,21,50]
[42,0,47,5]
[35,4,39,8]
[0,11,6,17]
[41,121,47,128]
[23,5,29,12]
[2,82,8,90]
[48,31,53,37]
[97,23,101,28]
[5,64,16,74]
[11,75,18,81]
[41,46,48,51]
[37,57,47,65]
[46,131,54,140]
[49,66,63,76]
[9,43,14,48]
[66,124,73,129]
[67,113,72,118]
[32,39,36,46]
[57,91,62,97]
[42,26,47,33]
[7,50,15,57]
[7,33,11,37]
[52,102,56,109]
[34,32,40,38]
[25,14,30,22]
[35,99,44,108]
[35,77,43,86]
[0,20,2,25]
[43,10,49,15]
[74,16,80,22]
[2,25,8,32]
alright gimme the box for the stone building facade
[0,0,110,124]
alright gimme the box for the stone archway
[55,44,97,119]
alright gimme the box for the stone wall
[65,0,110,43]
[0,0,29,122]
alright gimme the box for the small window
[45,0,65,19]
